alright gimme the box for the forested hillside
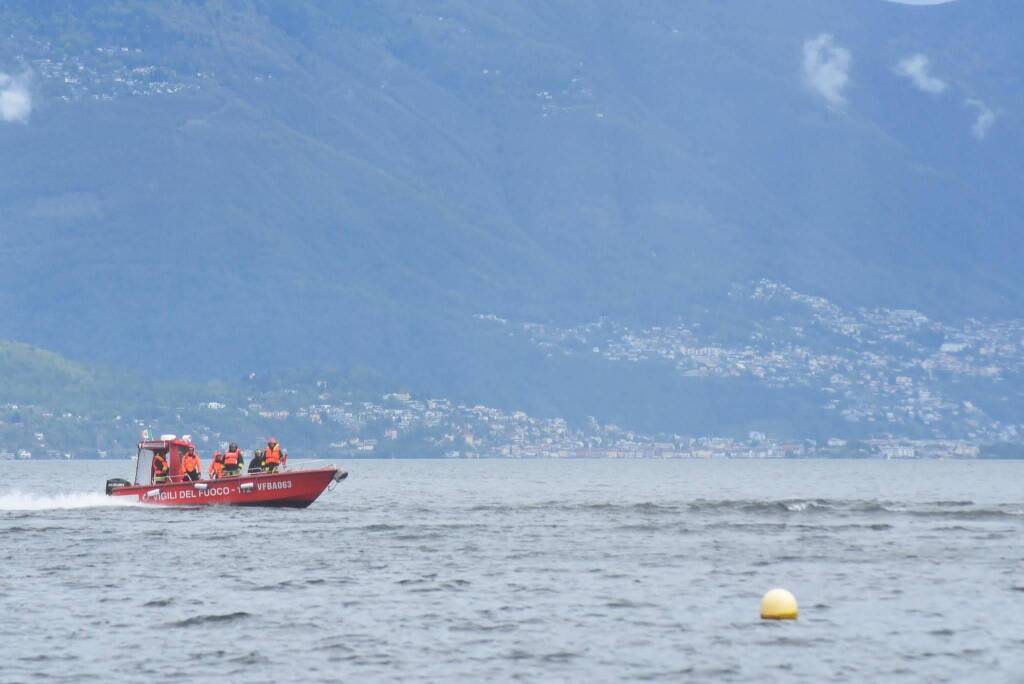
[1,1,1021,440]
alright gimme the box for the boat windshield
[134,448,157,485]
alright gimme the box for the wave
[687,498,839,514]
[0,490,140,511]
[466,498,1023,520]
[143,598,175,608]
[687,498,1023,519]
[170,611,252,627]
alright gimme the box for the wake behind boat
[105,436,347,508]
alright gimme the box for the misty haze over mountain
[1,0,1022,452]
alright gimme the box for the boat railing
[147,459,338,485]
[282,459,339,472]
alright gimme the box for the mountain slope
[1,0,1022,432]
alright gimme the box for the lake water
[1,459,1022,682]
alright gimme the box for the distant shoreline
[5,455,1022,462]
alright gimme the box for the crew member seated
[182,448,202,482]
[152,450,170,484]
[222,443,244,476]
[248,449,265,474]
[263,437,283,473]
[208,451,224,479]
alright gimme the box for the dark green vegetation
[0,338,390,456]
[1,1,1022,442]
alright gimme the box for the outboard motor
[105,478,131,496]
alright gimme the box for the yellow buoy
[760,588,798,620]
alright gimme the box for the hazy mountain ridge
[1,1,1022,438]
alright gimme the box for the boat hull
[107,467,341,508]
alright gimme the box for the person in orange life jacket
[152,450,170,484]
[208,451,224,479]
[182,448,202,482]
[264,437,283,473]
[222,443,244,476]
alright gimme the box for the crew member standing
[152,450,170,484]
[208,451,224,479]
[222,443,244,476]
[248,449,265,474]
[263,437,283,473]
[182,448,202,482]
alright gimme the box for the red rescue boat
[105,436,347,508]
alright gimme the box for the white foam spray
[0,491,141,511]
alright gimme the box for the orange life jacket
[264,444,281,466]
[183,452,200,474]
[152,453,169,476]
[208,453,223,478]
[224,449,240,467]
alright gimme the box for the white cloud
[802,34,851,109]
[0,71,32,123]
[965,99,995,140]
[895,54,947,94]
